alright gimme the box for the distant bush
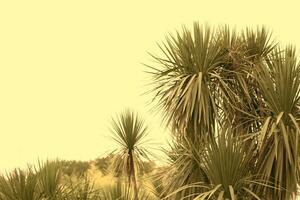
[140,161,156,175]
[59,160,90,177]
[94,154,156,177]
[94,154,114,175]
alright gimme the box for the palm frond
[147,23,227,138]
[254,46,300,199]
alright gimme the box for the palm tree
[147,23,300,199]
[109,109,151,200]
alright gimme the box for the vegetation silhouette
[1,23,300,200]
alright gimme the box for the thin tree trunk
[129,152,138,200]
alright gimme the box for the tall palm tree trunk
[129,152,138,200]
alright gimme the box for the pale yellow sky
[0,0,300,172]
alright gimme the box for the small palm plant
[35,160,66,199]
[163,129,273,200]
[193,131,265,200]
[0,168,40,200]
[109,109,151,200]
[0,161,66,200]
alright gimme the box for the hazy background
[0,0,300,172]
